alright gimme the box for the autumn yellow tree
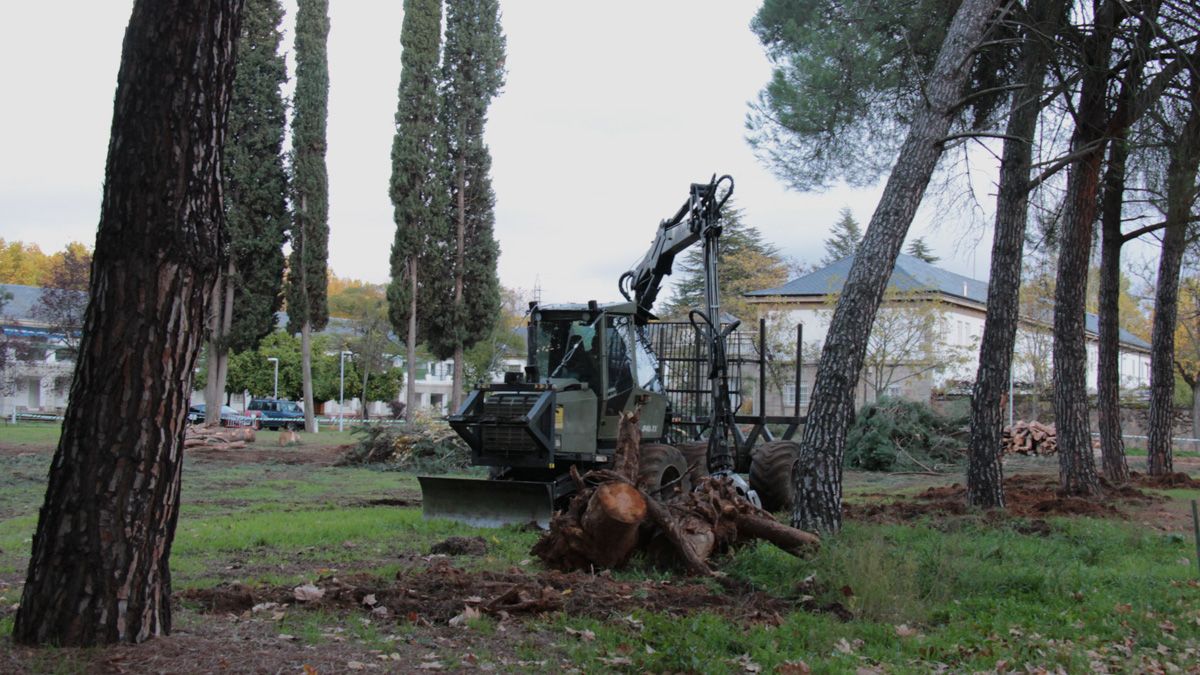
[1177,276,1200,441]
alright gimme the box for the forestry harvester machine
[419,175,807,527]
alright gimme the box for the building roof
[0,284,47,322]
[746,253,989,304]
[745,255,1152,352]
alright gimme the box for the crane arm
[618,175,734,324]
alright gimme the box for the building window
[783,383,809,408]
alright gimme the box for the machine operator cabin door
[605,315,635,416]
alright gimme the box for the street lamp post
[339,351,352,432]
[267,357,279,399]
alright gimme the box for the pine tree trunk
[792,0,1002,533]
[301,320,316,433]
[1052,0,1122,497]
[406,259,418,426]
[1147,88,1200,475]
[13,0,242,646]
[1096,140,1129,484]
[966,0,1062,508]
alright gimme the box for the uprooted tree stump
[532,410,819,575]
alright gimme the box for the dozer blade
[418,476,555,529]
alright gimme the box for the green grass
[3,439,1200,671]
[557,517,1200,673]
[0,422,62,447]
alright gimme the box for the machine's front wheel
[749,440,799,513]
[638,443,691,499]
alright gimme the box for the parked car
[187,404,249,427]
[246,398,305,430]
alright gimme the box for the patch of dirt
[184,442,353,466]
[429,536,488,556]
[1130,471,1200,489]
[180,558,840,627]
[844,473,1165,525]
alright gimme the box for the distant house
[0,284,79,417]
[743,254,1153,409]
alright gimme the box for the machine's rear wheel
[678,441,708,487]
[638,443,691,499]
[750,440,799,513]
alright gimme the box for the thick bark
[301,320,316,433]
[966,0,1063,509]
[1096,139,1129,483]
[1052,0,1123,497]
[13,0,243,646]
[792,0,1002,533]
[1147,89,1200,474]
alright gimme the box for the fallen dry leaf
[449,605,482,627]
[346,661,366,671]
[565,626,596,641]
[362,593,377,607]
[293,584,324,602]
[894,624,918,638]
[776,661,811,675]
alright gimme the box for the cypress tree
[226,0,289,352]
[202,0,290,420]
[286,0,330,432]
[388,0,445,422]
[425,0,506,410]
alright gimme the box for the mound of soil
[1130,471,1200,489]
[179,558,844,626]
[430,536,488,556]
[844,474,1163,524]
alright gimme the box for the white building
[744,254,1153,408]
[0,284,77,418]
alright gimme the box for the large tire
[750,440,799,513]
[678,440,709,487]
[638,443,691,499]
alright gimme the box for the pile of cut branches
[532,411,819,575]
[184,425,255,451]
[340,416,470,473]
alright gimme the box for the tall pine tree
[286,0,330,433]
[821,207,862,265]
[388,0,444,422]
[425,0,506,410]
[662,204,788,322]
[205,0,289,419]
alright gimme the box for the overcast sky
[1,1,1003,305]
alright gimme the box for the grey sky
[1,1,992,306]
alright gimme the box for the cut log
[580,482,647,568]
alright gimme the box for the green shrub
[844,397,965,472]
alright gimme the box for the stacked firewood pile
[184,426,256,451]
[1001,421,1057,456]
[531,411,819,575]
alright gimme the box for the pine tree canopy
[746,0,1012,191]
[287,0,330,334]
[662,203,789,322]
[904,236,940,264]
[225,0,289,351]
[821,207,862,265]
